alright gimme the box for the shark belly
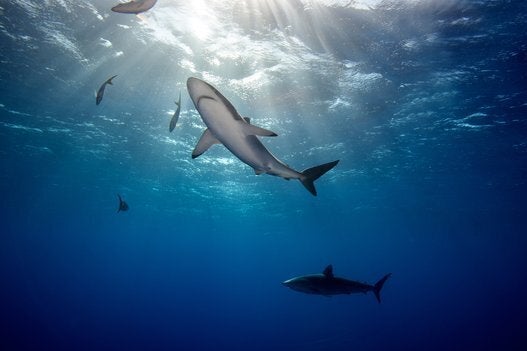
[243,135,303,178]
[196,96,302,179]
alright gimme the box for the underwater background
[1,0,526,350]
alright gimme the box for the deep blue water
[1,0,527,350]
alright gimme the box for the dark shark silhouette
[96,75,117,105]
[282,265,391,303]
[117,194,129,212]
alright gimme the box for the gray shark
[117,194,129,212]
[111,0,157,14]
[96,75,117,105]
[112,0,157,15]
[282,265,391,303]
[186,77,339,196]
[169,91,181,132]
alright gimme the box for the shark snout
[187,77,206,93]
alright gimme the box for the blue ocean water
[1,0,526,350]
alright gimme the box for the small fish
[111,0,157,15]
[169,91,182,132]
[96,75,117,105]
[117,194,129,212]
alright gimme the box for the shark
[186,77,339,196]
[169,91,181,132]
[282,265,391,303]
[117,194,129,212]
[111,0,157,14]
[96,75,117,105]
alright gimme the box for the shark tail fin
[373,273,391,303]
[299,160,339,196]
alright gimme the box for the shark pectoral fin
[192,129,221,158]
[241,122,277,137]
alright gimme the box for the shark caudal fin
[299,160,339,196]
[373,273,392,303]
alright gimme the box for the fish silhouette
[117,194,129,212]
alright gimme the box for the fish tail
[299,160,339,196]
[108,75,118,85]
[373,273,392,303]
[117,194,122,212]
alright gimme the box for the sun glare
[188,0,215,41]
[299,0,384,10]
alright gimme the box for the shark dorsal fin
[323,265,334,278]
